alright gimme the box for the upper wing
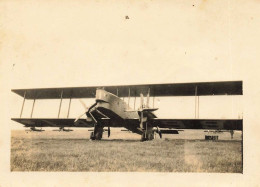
[11,118,94,128]
[150,119,242,130]
[11,81,242,99]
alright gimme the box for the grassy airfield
[11,129,242,172]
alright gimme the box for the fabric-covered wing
[11,118,94,128]
[150,119,242,130]
[12,81,242,99]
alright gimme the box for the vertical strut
[20,91,26,118]
[128,88,130,109]
[58,90,63,118]
[195,86,197,118]
[31,99,36,118]
[197,96,199,118]
[116,88,119,96]
[146,88,150,108]
[153,96,155,108]
[145,122,148,139]
[140,112,143,129]
[67,98,72,118]
[134,96,136,110]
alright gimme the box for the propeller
[138,93,150,140]
[74,99,90,123]
[74,99,98,138]
[138,91,154,127]
[138,91,159,140]
[74,112,87,123]
[79,99,88,110]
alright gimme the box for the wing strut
[58,90,63,118]
[30,99,36,118]
[67,98,72,118]
[128,88,131,109]
[198,96,200,118]
[20,91,26,118]
[146,88,150,108]
[134,95,136,110]
[195,86,199,119]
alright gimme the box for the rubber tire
[90,132,95,140]
[141,133,147,141]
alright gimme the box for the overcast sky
[2,0,258,129]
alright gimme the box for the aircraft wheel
[93,125,103,140]
[95,132,102,140]
[141,133,147,141]
[147,133,154,140]
[90,132,95,140]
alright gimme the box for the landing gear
[90,125,104,140]
[230,130,234,139]
[90,132,95,140]
[141,132,154,141]
[141,127,154,141]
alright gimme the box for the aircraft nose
[96,89,109,102]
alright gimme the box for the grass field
[11,129,242,172]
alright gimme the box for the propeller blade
[79,99,88,110]
[74,112,87,122]
[74,100,94,123]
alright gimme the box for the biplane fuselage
[90,89,147,134]
[95,89,139,120]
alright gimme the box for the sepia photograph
[1,0,260,186]
[10,82,243,172]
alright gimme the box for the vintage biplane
[11,81,243,141]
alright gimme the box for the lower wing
[150,119,242,130]
[12,118,242,131]
[11,118,94,128]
